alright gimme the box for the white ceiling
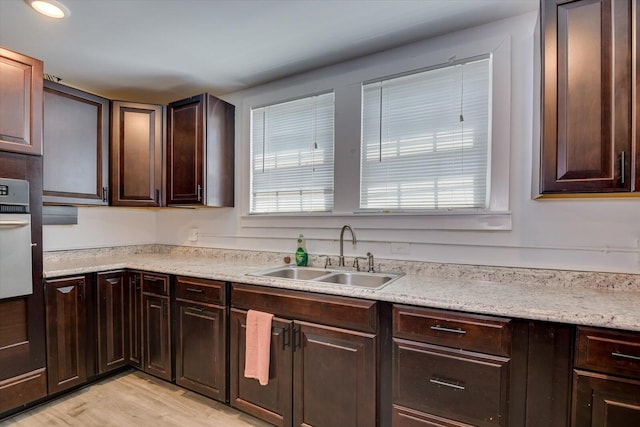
[0,0,538,103]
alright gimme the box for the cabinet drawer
[0,368,47,414]
[142,273,170,296]
[576,327,640,378]
[392,405,475,427]
[393,305,512,356]
[175,276,225,305]
[393,338,510,427]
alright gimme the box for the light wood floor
[1,370,271,427]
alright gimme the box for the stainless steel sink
[249,266,402,289]
[256,266,329,280]
[316,272,395,288]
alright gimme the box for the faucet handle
[319,255,332,269]
[366,252,375,273]
[353,256,367,272]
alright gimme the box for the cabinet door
[572,370,640,426]
[43,81,109,205]
[142,293,172,380]
[96,271,128,374]
[128,272,143,369]
[293,320,376,427]
[110,101,164,206]
[541,0,632,193]
[175,301,226,400]
[0,48,43,155]
[45,276,87,394]
[230,309,293,427]
[204,94,235,207]
[167,94,204,205]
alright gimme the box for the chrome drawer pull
[430,325,467,335]
[430,378,465,391]
[186,288,204,293]
[612,351,640,362]
[188,306,203,313]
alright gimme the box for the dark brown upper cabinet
[541,0,633,194]
[167,94,235,207]
[43,81,109,205]
[110,101,164,207]
[0,47,43,156]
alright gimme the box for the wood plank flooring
[1,370,271,427]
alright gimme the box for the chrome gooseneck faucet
[338,225,356,267]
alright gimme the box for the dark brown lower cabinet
[294,320,376,427]
[572,326,640,426]
[573,371,640,426]
[127,271,143,369]
[230,283,377,427]
[391,305,521,427]
[44,275,90,394]
[230,311,292,426]
[142,273,172,381]
[96,271,128,374]
[175,277,227,401]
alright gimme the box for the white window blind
[251,92,334,213]
[360,56,491,211]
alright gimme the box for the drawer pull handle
[186,288,204,293]
[145,277,159,282]
[430,378,465,391]
[431,325,467,335]
[188,306,203,313]
[612,351,640,362]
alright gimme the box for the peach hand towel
[244,309,274,386]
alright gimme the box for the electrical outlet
[390,242,410,255]
[188,227,199,242]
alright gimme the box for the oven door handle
[0,220,30,228]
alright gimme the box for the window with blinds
[360,56,491,211]
[250,92,335,213]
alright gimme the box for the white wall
[47,11,640,274]
[43,207,156,251]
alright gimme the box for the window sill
[240,211,511,231]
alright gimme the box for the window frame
[358,54,493,213]
[249,91,336,214]
[239,33,512,231]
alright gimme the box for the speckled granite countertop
[43,248,640,333]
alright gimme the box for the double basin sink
[249,265,403,289]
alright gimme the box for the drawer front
[392,405,476,427]
[142,273,170,296]
[0,368,47,414]
[393,305,512,356]
[576,327,640,378]
[393,338,510,427]
[175,276,225,305]
[232,283,377,333]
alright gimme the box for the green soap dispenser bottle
[295,234,308,266]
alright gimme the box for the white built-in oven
[0,178,33,299]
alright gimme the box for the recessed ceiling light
[25,0,70,19]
